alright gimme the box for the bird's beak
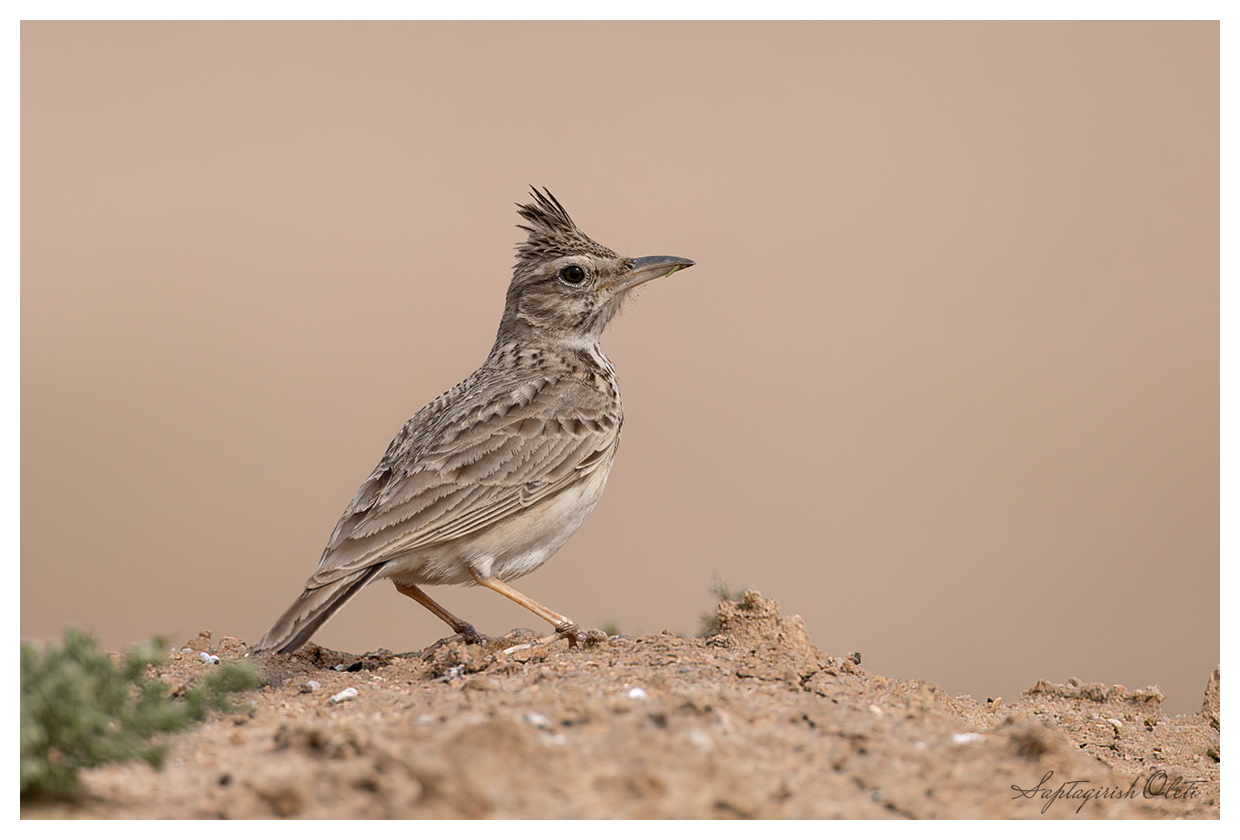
[607,255,695,294]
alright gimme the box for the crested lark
[253,188,694,654]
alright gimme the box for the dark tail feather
[251,565,383,654]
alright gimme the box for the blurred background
[21,22,1218,713]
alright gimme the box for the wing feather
[305,369,619,588]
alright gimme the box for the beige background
[22,22,1218,713]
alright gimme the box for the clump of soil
[22,592,1219,819]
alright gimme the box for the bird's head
[498,188,694,346]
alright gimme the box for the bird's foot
[552,620,587,648]
[423,621,494,652]
[453,621,491,646]
[501,621,586,655]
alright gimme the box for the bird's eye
[560,265,586,284]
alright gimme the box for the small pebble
[199,652,220,665]
[952,732,984,745]
[523,712,552,730]
[297,680,321,694]
[328,687,359,706]
[687,728,714,752]
[627,687,648,700]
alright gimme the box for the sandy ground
[23,592,1219,819]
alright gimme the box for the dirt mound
[22,592,1219,819]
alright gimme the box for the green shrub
[20,628,260,800]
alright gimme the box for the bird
[252,188,694,655]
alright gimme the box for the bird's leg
[393,581,489,645]
[467,567,586,649]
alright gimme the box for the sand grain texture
[23,593,1220,819]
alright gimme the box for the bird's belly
[384,465,611,587]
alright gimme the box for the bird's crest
[515,188,620,272]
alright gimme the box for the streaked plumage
[253,189,693,654]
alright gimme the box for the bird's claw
[500,621,585,655]
[423,622,494,653]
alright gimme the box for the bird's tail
[251,565,383,655]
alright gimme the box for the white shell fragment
[627,687,648,700]
[199,652,220,665]
[328,687,359,706]
[952,732,984,745]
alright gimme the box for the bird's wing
[304,371,620,588]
